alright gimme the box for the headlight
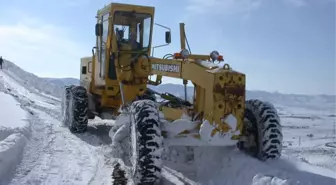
[210,51,224,61]
[180,49,190,59]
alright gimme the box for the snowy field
[0,60,335,185]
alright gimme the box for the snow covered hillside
[0,60,335,185]
[44,77,80,87]
[3,59,63,98]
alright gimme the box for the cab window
[113,11,152,51]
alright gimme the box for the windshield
[113,11,152,51]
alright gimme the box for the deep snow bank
[0,92,30,183]
[194,147,336,185]
[0,133,27,182]
[0,67,104,185]
[0,92,29,130]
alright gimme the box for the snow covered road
[0,64,336,185]
[8,109,105,185]
[0,93,30,183]
[0,77,31,184]
[0,70,114,185]
[193,146,336,185]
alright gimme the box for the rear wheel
[66,86,88,133]
[238,99,283,161]
[130,100,163,184]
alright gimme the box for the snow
[0,85,30,184]
[223,114,238,131]
[109,112,130,159]
[3,60,63,98]
[162,102,335,184]
[9,108,100,185]
[161,114,240,147]
[0,92,28,129]
[193,146,336,185]
[198,119,239,146]
[252,174,290,185]
[0,133,27,183]
[0,67,111,185]
[0,59,334,185]
[162,118,197,137]
[161,166,200,185]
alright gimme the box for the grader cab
[61,2,283,185]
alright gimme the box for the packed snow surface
[0,86,30,184]
[199,120,238,146]
[0,60,335,185]
[0,92,28,129]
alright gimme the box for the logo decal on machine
[152,64,180,73]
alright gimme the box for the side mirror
[81,66,87,74]
[165,31,171,44]
[95,23,103,37]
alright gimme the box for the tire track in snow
[8,109,55,185]
[325,142,336,148]
[3,68,200,185]
[1,70,112,185]
[162,166,200,185]
[8,107,101,185]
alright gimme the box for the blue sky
[0,0,335,95]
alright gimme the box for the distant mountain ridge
[44,77,79,86]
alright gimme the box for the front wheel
[238,99,283,161]
[130,100,163,185]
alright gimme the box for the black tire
[67,86,88,133]
[238,99,283,161]
[130,100,162,185]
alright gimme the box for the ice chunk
[223,114,237,131]
[199,120,237,146]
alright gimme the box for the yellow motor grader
[61,2,283,185]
